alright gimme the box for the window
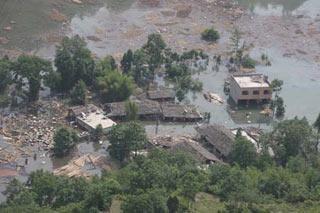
[253,90,260,95]
[264,90,270,95]
[242,91,249,95]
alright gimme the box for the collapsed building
[149,135,222,164]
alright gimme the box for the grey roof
[195,124,235,157]
[106,100,161,117]
[161,103,202,119]
[69,104,101,117]
[150,136,222,163]
[147,88,175,100]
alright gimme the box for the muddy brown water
[0,0,320,202]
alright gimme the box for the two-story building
[229,73,272,104]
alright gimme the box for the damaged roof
[195,124,235,157]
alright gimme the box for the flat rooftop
[233,74,270,88]
[78,112,116,130]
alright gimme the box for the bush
[241,55,256,69]
[201,28,220,42]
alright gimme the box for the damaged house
[68,104,116,132]
[195,124,235,161]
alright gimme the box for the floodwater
[236,0,320,17]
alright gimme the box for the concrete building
[230,74,272,104]
[69,104,116,132]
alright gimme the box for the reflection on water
[236,0,320,17]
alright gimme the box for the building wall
[230,77,272,103]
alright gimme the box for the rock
[175,4,192,18]
[87,35,101,41]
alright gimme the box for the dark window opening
[264,90,270,95]
[242,91,249,95]
[253,90,259,95]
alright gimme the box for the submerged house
[105,100,162,120]
[68,104,116,132]
[147,87,175,102]
[195,124,235,161]
[161,103,202,122]
[229,73,272,104]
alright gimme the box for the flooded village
[0,0,320,211]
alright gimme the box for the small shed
[195,124,235,161]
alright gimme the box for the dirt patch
[0,168,18,177]
[49,9,68,22]
[175,4,192,18]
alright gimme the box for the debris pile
[175,4,192,18]
[54,154,110,179]
[0,100,67,164]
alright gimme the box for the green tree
[143,33,166,72]
[54,36,95,92]
[229,136,258,168]
[313,113,320,151]
[96,55,117,77]
[53,127,79,157]
[269,117,315,165]
[122,189,169,213]
[0,57,12,93]
[84,178,120,211]
[241,55,256,69]
[167,196,179,213]
[70,80,87,105]
[93,124,104,142]
[13,55,52,102]
[121,49,134,74]
[131,49,151,86]
[109,122,147,162]
[201,28,220,42]
[271,79,284,94]
[97,70,134,103]
[125,101,138,121]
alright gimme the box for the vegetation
[13,55,52,102]
[93,124,104,142]
[108,122,147,163]
[52,127,79,157]
[70,80,87,105]
[201,28,220,42]
[125,101,138,121]
[241,55,256,69]
[96,70,134,103]
[53,36,95,92]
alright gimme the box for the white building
[230,74,272,104]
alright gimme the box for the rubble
[54,154,111,179]
[0,100,68,164]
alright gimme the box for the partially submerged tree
[70,80,87,105]
[109,122,147,162]
[53,127,79,157]
[13,55,52,102]
[54,36,95,92]
[96,70,134,103]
